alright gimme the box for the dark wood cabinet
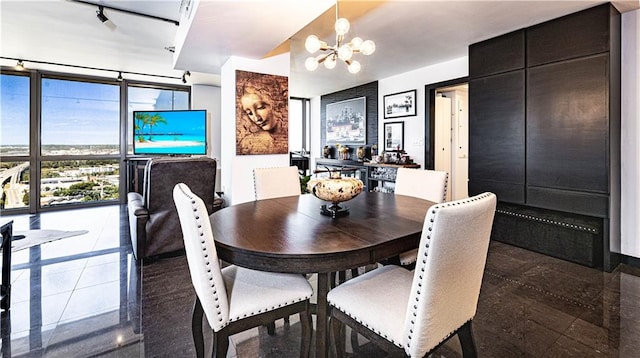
[527,55,610,216]
[526,4,611,66]
[469,30,525,78]
[469,71,526,204]
[468,3,620,270]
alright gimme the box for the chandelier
[304,1,375,74]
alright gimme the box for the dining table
[208,191,434,357]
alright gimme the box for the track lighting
[117,72,123,81]
[96,6,109,23]
[182,71,191,84]
[2,56,186,83]
[95,5,116,31]
[72,0,179,26]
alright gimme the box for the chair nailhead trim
[330,302,404,348]
[180,187,225,328]
[405,192,494,351]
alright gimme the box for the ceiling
[1,0,638,98]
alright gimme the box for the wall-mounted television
[133,109,207,155]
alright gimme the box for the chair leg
[330,315,345,358]
[299,304,312,358]
[192,297,205,358]
[266,322,276,336]
[458,320,478,358]
[212,331,229,358]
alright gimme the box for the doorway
[424,78,469,201]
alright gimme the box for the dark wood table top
[209,192,433,273]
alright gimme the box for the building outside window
[0,69,191,214]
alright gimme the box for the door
[435,85,469,201]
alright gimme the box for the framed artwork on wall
[383,89,416,119]
[235,70,289,155]
[325,97,366,145]
[384,121,404,151]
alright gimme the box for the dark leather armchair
[127,157,221,260]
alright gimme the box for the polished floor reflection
[2,204,640,357]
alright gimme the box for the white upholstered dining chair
[328,192,497,358]
[173,183,313,358]
[394,168,448,267]
[254,166,302,200]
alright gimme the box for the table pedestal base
[320,204,350,218]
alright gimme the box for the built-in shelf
[364,163,420,193]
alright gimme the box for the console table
[1,219,13,311]
[365,162,421,193]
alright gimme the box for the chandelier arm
[317,53,333,64]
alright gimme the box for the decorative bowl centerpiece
[308,168,364,218]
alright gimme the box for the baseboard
[621,254,640,268]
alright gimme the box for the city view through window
[1,72,189,211]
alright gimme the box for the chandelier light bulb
[337,44,353,61]
[350,37,363,51]
[335,18,350,36]
[305,57,319,71]
[348,60,361,74]
[324,55,337,69]
[305,35,322,53]
[360,40,376,55]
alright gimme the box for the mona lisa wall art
[236,70,289,155]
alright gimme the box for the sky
[1,74,189,146]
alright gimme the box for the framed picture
[384,121,404,151]
[383,89,416,119]
[235,70,289,155]
[325,97,366,145]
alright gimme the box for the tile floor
[1,204,640,357]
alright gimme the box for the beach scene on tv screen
[134,111,206,154]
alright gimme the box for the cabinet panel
[469,71,525,203]
[527,55,609,194]
[527,4,610,66]
[469,30,525,78]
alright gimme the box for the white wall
[191,84,221,191]
[621,9,640,258]
[220,53,291,205]
[377,57,468,168]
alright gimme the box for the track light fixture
[182,71,191,84]
[96,6,109,23]
[71,0,179,26]
[117,71,123,81]
[15,60,25,71]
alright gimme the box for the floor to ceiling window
[0,68,190,214]
[289,97,310,152]
[0,72,30,210]
[39,76,120,208]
